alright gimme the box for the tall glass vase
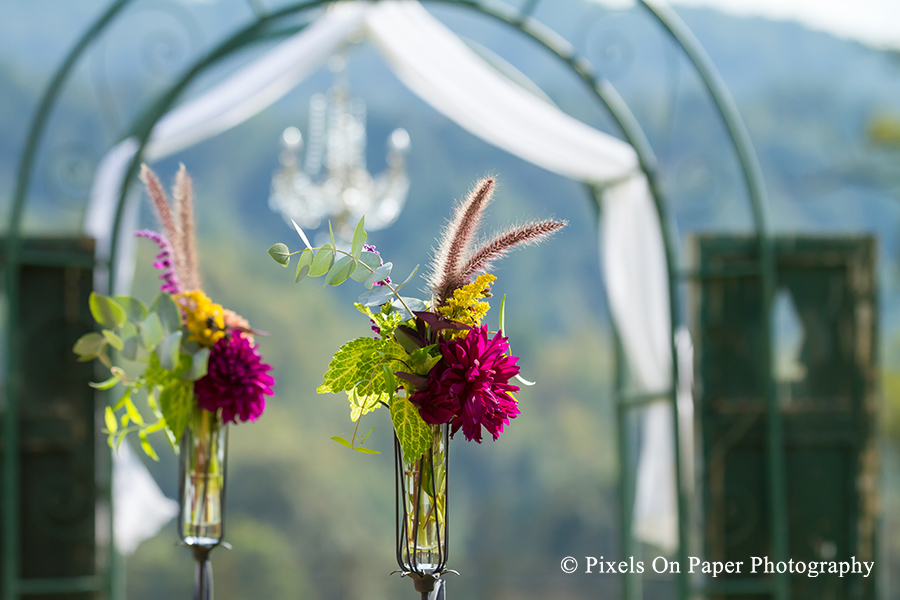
[395,424,449,599]
[178,406,228,600]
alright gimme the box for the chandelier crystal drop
[269,70,410,244]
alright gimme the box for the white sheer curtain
[84,0,679,556]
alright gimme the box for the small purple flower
[194,333,275,424]
[135,229,181,294]
[410,325,520,443]
[363,243,391,287]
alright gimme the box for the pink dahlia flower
[194,333,275,424]
[410,325,520,443]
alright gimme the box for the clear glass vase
[178,406,228,548]
[395,424,449,576]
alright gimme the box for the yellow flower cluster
[174,290,225,346]
[438,273,496,336]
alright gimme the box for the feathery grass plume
[459,218,567,282]
[428,177,495,305]
[173,163,200,291]
[140,164,188,285]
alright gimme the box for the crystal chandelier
[269,60,410,244]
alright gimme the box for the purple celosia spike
[135,229,182,294]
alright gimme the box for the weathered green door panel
[694,236,876,600]
[0,238,98,599]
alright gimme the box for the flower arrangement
[270,176,563,586]
[73,164,275,458]
[268,176,564,454]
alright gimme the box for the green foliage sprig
[268,217,438,459]
[73,292,209,459]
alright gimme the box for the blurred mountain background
[2,0,900,598]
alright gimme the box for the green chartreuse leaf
[318,337,408,397]
[309,245,335,277]
[295,248,313,283]
[348,386,387,422]
[318,337,383,394]
[390,396,432,462]
[104,406,118,434]
[124,395,144,426]
[73,332,106,359]
[408,345,441,375]
[351,216,367,259]
[331,436,353,448]
[89,374,121,390]
[354,446,380,455]
[139,431,159,461]
[159,379,193,443]
[89,292,127,329]
[268,242,291,266]
[150,293,182,334]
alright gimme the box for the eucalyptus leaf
[73,332,106,358]
[267,242,291,266]
[351,216,367,259]
[295,248,313,283]
[291,219,313,250]
[114,296,149,323]
[150,293,182,334]
[365,262,392,289]
[89,293,127,329]
[358,285,394,307]
[391,296,428,321]
[121,336,139,362]
[326,256,356,286]
[329,221,336,250]
[156,330,182,371]
[102,329,124,351]
[394,265,419,291]
[140,312,164,348]
[351,251,383,281]
[186,347,210,381]
[309,245,335,277]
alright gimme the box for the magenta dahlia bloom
[135,229,181,294]
[194,333,275,424]
[410,325,520,443]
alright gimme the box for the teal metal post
[638,3,785,599]
[6,2,136,599]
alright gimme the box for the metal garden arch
[8,1,784,599]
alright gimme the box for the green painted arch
[6,3,781,600]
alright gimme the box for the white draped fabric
[85,0,679,555]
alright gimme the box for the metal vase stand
[177,408,229,600]
[394,424,455,600]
